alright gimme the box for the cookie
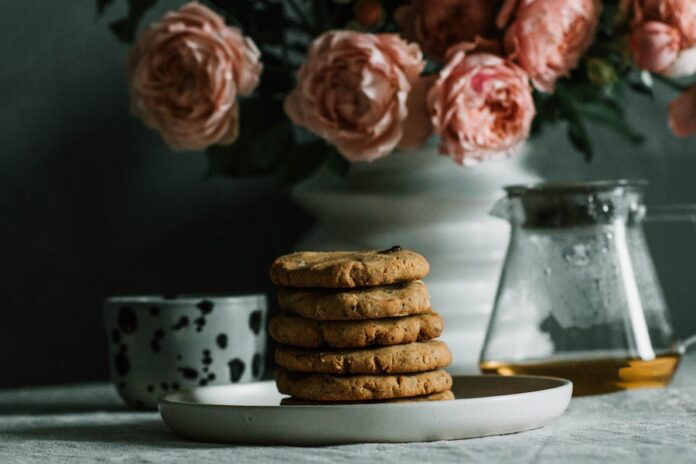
[268,312,444,348]
[277,280,431,320]
[275,340,452,374]
[269,247,429,288]
[275,368,453,401]
[280,390,454,405]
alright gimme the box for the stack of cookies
[268,246,453,404]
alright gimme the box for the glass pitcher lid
[498,179,647,228]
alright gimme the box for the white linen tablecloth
[1,353,694,464]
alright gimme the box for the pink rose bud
[427,48,536,166]
[669,85,696,138]
[128,2,262,151]
[641,0,696,44]
[284,31,426,162]
[633,0,696,77]
[501,0,601,93]
[631,21,682,73]
[394,0,502,60]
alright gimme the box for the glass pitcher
[479,180,696,396]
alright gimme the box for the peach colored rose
[284,31,426,162]
[427,47,536,165]
[631,21,682,73]
[669,85,696,137]
[128,2,262,151]
[500,0,601,93]
[632,0,696,76]
[395,0,503,60]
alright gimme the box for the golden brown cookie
[277,280,431,320]
[269,247,430,288]
[275,340,452,374]
[275,368,453,401]
[268,311,444,348]
[280,390,455,405]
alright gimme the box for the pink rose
[427,48,536,165]
[395,0,503,60]
[500,0,602,93]
[128,2,262,151]
[668,85,696,138]
[641,0,696,44]
[284,31,426,162]
[633,0,696,77]
[631,21,682,73]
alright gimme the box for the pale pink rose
[128,2,262,151]
[395,0,503,60]
[500,0,602,93]
[668,85,696,137]
[633,0,696,76]
[427,48,536,165]
[284,31,426,162]
[631,21,682,73]
[642,0,696,44]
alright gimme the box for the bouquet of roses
[98,0,696,182]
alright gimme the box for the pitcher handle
[645,204,696,223]
[647,204,696,353]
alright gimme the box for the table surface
[2,354,695,464]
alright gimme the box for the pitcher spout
[490,197,511,221]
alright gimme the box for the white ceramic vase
[293,143,540,373]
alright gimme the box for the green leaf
[566,118,594,162]
[205,97,290,177]
[575,100,645,145]
[109,0,157,43]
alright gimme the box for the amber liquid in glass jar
[479,352,681,396]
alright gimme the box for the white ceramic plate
[159,375,572,445]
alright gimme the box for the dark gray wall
[1,1,695,388]
[0,1,309,387]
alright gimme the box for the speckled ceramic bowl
[103,294,267,410]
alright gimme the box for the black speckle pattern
[150,329,165,353]
[199,378,209,386]
[216,333,228,349]
[114,352,130,376]
[207,372,216,380]
[228,358,245,383]
[202,349,212,366]
[178,367,199,379]
[149,306,161,317]
[196,300,214,315]
[161,382,170,391]
[118,306,137,334]
[194,317,206,332]
[172,382,180,390]
[171,316,189,331]
[252,353,263,379]
[249,310,263,335]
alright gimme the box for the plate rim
[158,374,573,410]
